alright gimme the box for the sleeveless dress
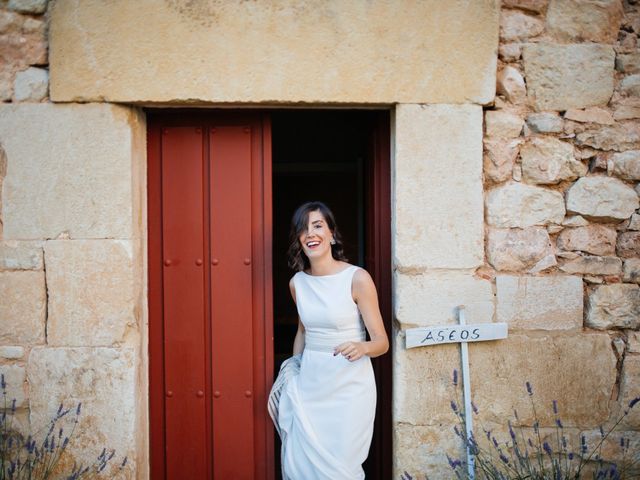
[271,265,376,480]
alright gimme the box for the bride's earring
[330,237,336,245]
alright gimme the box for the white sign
[405,322,508,349]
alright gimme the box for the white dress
[271,265,376,480]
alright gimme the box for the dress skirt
[276,348,376,480]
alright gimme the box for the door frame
[147,110,273,479]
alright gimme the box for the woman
[269,201,389,480]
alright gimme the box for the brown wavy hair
[287,201,348,272]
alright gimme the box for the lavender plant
[0,374,128,479]
[443,370,640,480]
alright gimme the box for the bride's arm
[289,277,305,355]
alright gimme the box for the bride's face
[299,210,333,260]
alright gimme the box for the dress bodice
[292,265,366,351]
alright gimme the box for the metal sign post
[405,305,508,479]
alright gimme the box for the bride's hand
[333,341,368,361]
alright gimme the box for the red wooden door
[148,113,273,479]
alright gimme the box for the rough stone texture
[471,334,616,427]
[629,214,640,231]
[624,258,640,283]
[559,255,622,275]
[485,110,524,138]
[526,112,564,133]
[487,227,556,272]
[496,275,583,330]
[394,271,493,328]
[566,176,639,221]
[49,0,500,104]
[500,9,544,41]
[576,123,640,152]
[0,10,47,102]
[8,0,48,14]
[562,215,590,227]
[586,284,640,329]
[520,137,587,184]
[556,225,617,256]
[616,53,640,74]
[484,138,521,183]
[609,150,640,180]
[564,107,614,125]
[619,355,640,430]
[621,74,640,97]
[13,66,48,102]
[496,66,526,103]
[617,232,640,258]
[546,0,623,43]
[0,346,24,359]
[0,240,44,270]
[0,104,145,240]
[502,0,548,13]
[499,43,522,62]
[523,43,615,111]
[613,105,640,121]
[394,424,465,480]
[0,364,26,408]
[0,271,46,344]
[395,105,484,269]
[45,240,136,346]
[486,183,565,228]
[28,347,137,471]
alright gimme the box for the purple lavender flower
[552,399,558,414]
[526,381,533,396]
[1,373,5,390]
[581,435,587,454]
[555,418,563,428]
[543,442,553,456]
[599,425,605,438]
[452,369,458,386]
[568,452,574,460]
[629,396,640,409]
[499,453,509,464]
[121,456,128,468]
[450,400,458,413]
[471,401,478,414]
[508,420,516,440]
[76,402,82,416]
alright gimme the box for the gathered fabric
[268,265,376,480]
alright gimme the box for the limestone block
[496,275,583,330]
[0,346,24,359]
[566,176,639,221]
[28,347,137,470]
[609,150,640,181]
[45,240,135,346]
[500,9,544,41]
[614,105,640,120]
[499,43,522,62]
[523,43,615,111]
[0,271,46,344]
[520,137,587,185]
[395,105,483,269]
[0,10,47,78]
[562,215,590,227]
[623,258,640,283]
[564,107,614,125]
[497,66,526,104]
[394,271,494,328]
[0,104,144,239]
[8,0,48,14]
[470,333,616,427]
[49,0,499,104]
[621,74,640,97]
[629,214,640,231]
[487,227,555,272]
[586,284,640,329]
[556,225,617,256]
[0,364,26,408]
[13,67,48,102]
[559,255,622,276]
[617,232,640,258]
[546,0,623,43]
[526,112,564,133]
[484,138,521,183]
[629,332,640,353]
[620,354,640,429]
[0,240,43,270]
[393,332,465,425]
[393,424,465,480]
[486,182,565,228]
[575,124,640,152]
[616,53,640,74]
[502,0,548,13]
[485,110,524,138]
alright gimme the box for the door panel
[210,126,255,478]
[161,127,208,478]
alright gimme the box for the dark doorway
[271,109,392,479]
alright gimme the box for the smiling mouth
[306,241,320,248]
